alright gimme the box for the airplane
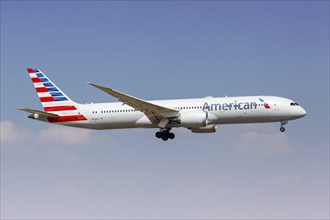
[19,68,307,141]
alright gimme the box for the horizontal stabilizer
[18,108,60,117]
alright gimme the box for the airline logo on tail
[27,68,77,112]
[26,68,87,122]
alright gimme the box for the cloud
[1,120,92,146]
[234,131,292,155]
[48,147,80,165]
[39,125,92,146]
[0,120,29,143]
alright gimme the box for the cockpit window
[290,102,295,106]
[295,102,299,106]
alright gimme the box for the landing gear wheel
[169,133,175,139]
[155,129,175,141]
[155,131,162,138]
[163,130,169,136]
[280,121,287,133]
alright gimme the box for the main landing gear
[155,129,175,141]
[280,121,288,132]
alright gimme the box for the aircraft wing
[88,83,179,125]
[18,108,60,117]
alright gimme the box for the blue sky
[1,1,329,219]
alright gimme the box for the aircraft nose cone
[299,107,307,118]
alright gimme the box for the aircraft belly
[212,109,285,124]
[85,113,153,129]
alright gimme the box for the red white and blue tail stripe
[26,68,87,123]
[27,68,77,112]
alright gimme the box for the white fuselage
[21,68,307,140]
[47,95,306,130]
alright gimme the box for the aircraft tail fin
[26,68,78,112]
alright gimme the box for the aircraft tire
[156,131,162,138]
[280,127,285,132]
[169,133,175,139]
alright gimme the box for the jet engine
[177,110,208,128]
[191,124,217,133]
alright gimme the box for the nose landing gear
[280,121,288,132]
[155,129,175,141]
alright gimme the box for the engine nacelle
[191,125,217,133]
[178,110,208,128]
